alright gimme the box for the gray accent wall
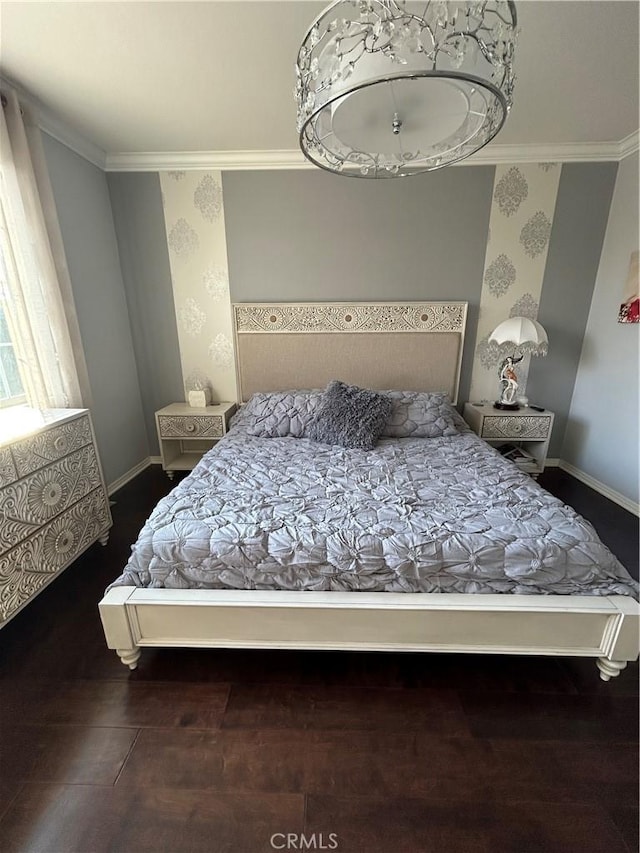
[562,153,639,504]
[41,133,148,487]
[222,167,496,405]
[107,173,183,455]
[528,162,618,457]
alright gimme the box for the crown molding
[104,137,636,172]
[38,114,107,171]
[464,139,631,166]
[104,149,310,172]
[618,129,640,160]
[1,75,107,170]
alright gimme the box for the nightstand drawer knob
[512,422,523,434]
[185,422,196,433]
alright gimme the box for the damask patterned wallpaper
[159,170,238,405]
[468,163,562,404]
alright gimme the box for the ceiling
[1,1,638,163]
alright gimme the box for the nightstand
[155,402,237,479]
[463,403,555,478]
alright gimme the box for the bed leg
[116,647,141,670]
[596,658,627,682]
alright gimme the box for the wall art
[618,250,639,323]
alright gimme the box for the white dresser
[0,408,112,627]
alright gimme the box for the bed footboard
[98,588,639,679]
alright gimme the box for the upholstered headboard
[233,302,467,403]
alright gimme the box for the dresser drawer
[157,414,225,439]
[11,414,93,478]
[481,415,552,440]
[0,448,17,488]
[0,487,111,624]
[0,444,103,555]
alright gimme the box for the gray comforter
[111,424,638,597]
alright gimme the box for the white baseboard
[544,458,560,468]
[558,461,640,517]
[149,456,162,465]
[107,457,152,496]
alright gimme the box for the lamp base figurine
[494,355,523,409]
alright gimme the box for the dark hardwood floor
[0,465,638,853]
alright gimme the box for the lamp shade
[489,317,548,353]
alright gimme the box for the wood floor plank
[0,725,138,786]
[457,690,639,742]
[0,624,135,681]
[0,679,230,729]
[0,780,23,823]
[118,728,635,805]
[607,806,640,853]
[222,683,470,734]
[416,737,640,808]
[305,796,631,853]
[116,728,426,796]
[0,784,304,853]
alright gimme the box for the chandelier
[295,1,518,177]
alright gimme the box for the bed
[99,302,639,681]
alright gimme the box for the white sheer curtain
[0,86,91,409]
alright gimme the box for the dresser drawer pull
[41,481,64,508]
[53,436,69,453]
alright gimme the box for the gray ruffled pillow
[307,380,393,450]
[381,391,461,438]
[231,390,323,437]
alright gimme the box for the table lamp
[488,317,549,410]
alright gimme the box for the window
[0,302,26,408]
[1,88,87,412]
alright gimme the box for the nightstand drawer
[157,414,225,439]
[481,415,552,440]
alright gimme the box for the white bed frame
[99,302,639,681]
